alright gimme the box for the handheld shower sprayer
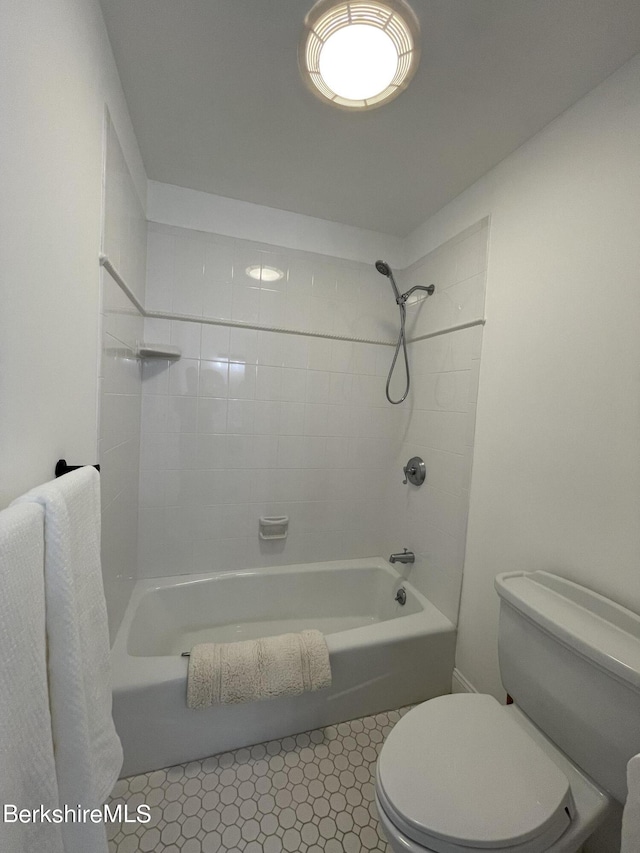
[375,260,435,405]
[376,260,434,305]
[375,260,402,302]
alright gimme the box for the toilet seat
[376,694,575,853]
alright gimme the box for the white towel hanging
[14,467,123,853]
[0,504,64,853]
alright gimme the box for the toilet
[375,570,640,853]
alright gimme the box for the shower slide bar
[100,254,484,349]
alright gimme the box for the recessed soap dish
[259,516,289,540]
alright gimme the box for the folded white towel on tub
[187,629,332,709]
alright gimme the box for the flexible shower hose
[386,301,410,405]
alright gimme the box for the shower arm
[395,284,435,306]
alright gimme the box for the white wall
[406,53,640,700]
[148,182,403,267]
[0,0,145,508]
[103,115,147,306]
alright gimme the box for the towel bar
[55,459,100,478]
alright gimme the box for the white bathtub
[111,557,456,776]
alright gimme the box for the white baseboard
[451,668,478,695]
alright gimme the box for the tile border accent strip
[101,254,146,314]
[409,319,486,343]
[100,254,485,348]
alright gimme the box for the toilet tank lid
[495,571,640,691]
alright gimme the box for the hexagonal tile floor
[107,705,415,853]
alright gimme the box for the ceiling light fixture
[245,264,284,282]
[299,0,420,110]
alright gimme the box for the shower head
[375,258,436,306]
[375,259,401,302]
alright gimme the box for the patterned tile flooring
[107,706,414,853]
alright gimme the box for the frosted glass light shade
[300,0,420,110]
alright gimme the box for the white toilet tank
[495,571,640,803]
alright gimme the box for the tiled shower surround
[100,275,143,637]
[99,115,146,639]
[382,324,483,625]
[146,222,394,340]
[381,221,487,624]
[137,219,487,587]
[138,329,402,577]
[108,706,414,853]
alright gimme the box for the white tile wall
[139,215,487,631]
[382,326,483,625]
[99,116,146,639]
[382,222,488,625]
[145,223,392,341]
[137,319,405,577]
[403,221,488,341]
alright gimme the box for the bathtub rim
[111,557,455,691]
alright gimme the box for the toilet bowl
[375,694,611,853]
[374,571,640,853]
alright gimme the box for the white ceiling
[99,0,640,236]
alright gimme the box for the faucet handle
[403,463,418,484]
[402,456,426,486]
